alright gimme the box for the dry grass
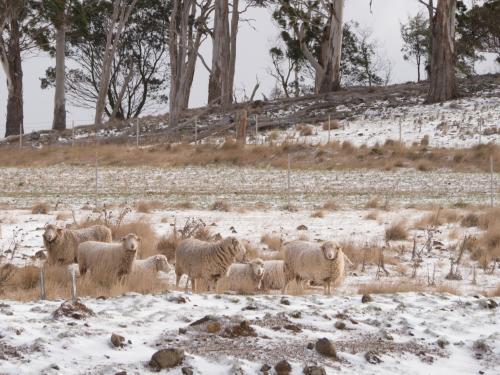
[416,160,432,172]
[173,201,194,209]
[156,231,180,264]
[311,210,326,218]
[357,281,461,295]
[478,207,500,229]
[296,124,314,136]
[471,220,500,269]
[0,140,498,173]
[322,200,339,210]
[260,233,282,251]
[210,200,232,212]
[485,284,500,297]
[341,242,401,270]
[385,221,408,241]
[414,208,461,229]
[135,200,164,213]
[322,119,341,130]
[0,264,167,301]
[365,196,381,209]
[365,211,379,220]
[461,212,480,227]
[31,202,50,215]
[55,211,73,221]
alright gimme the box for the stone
[297,225,308,231]
[303,365,326,375]
[361,294,373,303]
[111,333,126,348]
[280,297,290,305]
[365,351,382,364]
[315,338,337,359]
[150,348,185,369]
[275,360,292,375]
[206,321,221,333]
[181,367,194,375]
[334,321,346,330]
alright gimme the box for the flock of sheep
[37,223,348,295]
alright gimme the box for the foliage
[400,11,429,81]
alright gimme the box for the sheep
[282,240,345,295]
[260,260,286,291]
[219,258,265,294]
[77,233,140,278]
[43,224,112,265]
[133,254,172,274]
[175,236,246,292]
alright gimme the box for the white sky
[0,0,498,134]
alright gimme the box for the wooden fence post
[39,267,46,300]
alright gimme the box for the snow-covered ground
[0,291,498,374]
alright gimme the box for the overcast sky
[0,0,498,134]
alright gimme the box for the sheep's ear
[56,228,63,236]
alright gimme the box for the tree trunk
[227,0,238,103]
[4,17,23,137]
[426,0,457,103]
[52,17,66,131]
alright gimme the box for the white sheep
[133,254,172,274]
[282,240,345,295]
[77,233,140,277]
[219,258,265,294]
[175,236,246,292]
[260,260,286,291]
[43,224,112,265]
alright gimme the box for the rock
[283,324,301,333]
[334,321,346,330]
[150,348,185,369]
[437,338,449,349]
[115,372,127,375]
[380,329,393,341]
[280,297,290,305]
[365,351,382,364]
[190,315,217,326]
[290,311,301,319]
[275,360,292,375]
[306,342,314,350]
[297,224,308,231]
[223,320,257,338]
[361,294,373,303]
[206,321,221,333]
[473,339,491,353]
[260,364,271,372]
[52,300,95,320]
[479,299,498,309]
[315,338,337,359]
[50,364,60,370]
[303,365,326,375]
[33,250,46,260]
[178,327,187,334]
[181,367,194,375]
[111,333,126,348]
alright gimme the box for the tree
[94,0,138,125]
[168,0,212,127]
[42,0,169,121]
[0,0,38,137]
[400,12,429,82]
[416,0,435,62]
[342,22,384,87]
[426,0,458,103]
[272,0,345,94]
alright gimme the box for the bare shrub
[365,196,381,209]
[365,211,379,220]
[323,200,339,210]
[261,233,282,251]
[461,213,479,228]
[135,200,164,213]
[416,161,432,172]
[385,221,408,241]
[31,202,50,215]
[311,210,325,218]
[296,124,314,136]
[210,200,232,212]
[322,119,340,130]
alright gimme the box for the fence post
[194,117,197,144]
[255,115,259,144]
[39,267,46,300]
[327,114,331,144]
[19,129,22,149]
[490,154,494,207]
[399,119,402,145]
[136,118,140,148]
[287,153,291,207]
[72,121,75,147]
[70,268,77,303]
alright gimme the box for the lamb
[43,224,112,265]
[260,260,286,291]
[219,258,265,294]
[282,240,345,295]
[77,233,140,277]
[133,254,172,274]
[175,236,246,292]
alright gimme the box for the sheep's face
[43,225,62,244]
[121,234,140,253]
[321,242,339,260]
[251,260,265,278]
[154,255,171,272]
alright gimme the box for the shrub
[31,202,50,215]
[385,221,408,241]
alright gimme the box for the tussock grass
[135,200,165,213]
[385,221,408,241]
[322,200,339,210]
[1,140,498,173]
[311,210,326,218]
[461,212,480,227]
[261,233,282,251]
[31,202,50,215]
[210,200,232,212]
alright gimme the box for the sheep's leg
[175,273,182,289]
[192,278,197,293]
[325,281,331,296]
